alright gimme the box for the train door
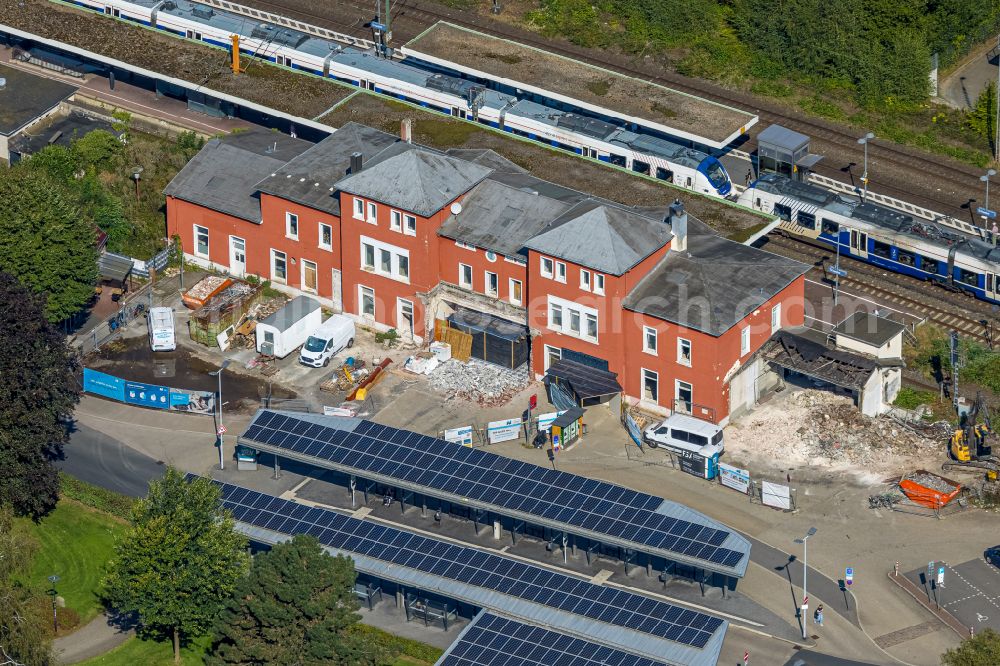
[587,148,598,159]
[849,229,868,258]
[104,6,121,17]
[987,274,1000,302]
[685,175,693,189]
[451,107,467,119]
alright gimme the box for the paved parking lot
[905,558,1000,633]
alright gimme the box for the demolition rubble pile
[728,390,948,467]
[428,359,529,407]
[903,471,955,493]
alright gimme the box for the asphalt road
[59,421,165,497]
[782,650,880,666]
[906,559,1000,634]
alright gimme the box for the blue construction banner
[82,368,125,402]
[124,381,170,409]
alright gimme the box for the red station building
[165,121,808,425]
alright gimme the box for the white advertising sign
[444,426,474,447]
[761,481,791,510]
[719,463,751,494]
[487,418,522,444]
[536,410,565,432]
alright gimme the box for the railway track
[230,0,983,219]
[760,233,998,345]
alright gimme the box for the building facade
[165,122,808,424]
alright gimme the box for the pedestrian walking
[745,168,752,186]
[992,222,998,246]
[814,604,824,626]
[786,473,790,484]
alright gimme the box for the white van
[148,306,176,352]
[299,314,355,367]
[643,412,724,456]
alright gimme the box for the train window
[919,255,939,273]
[871,240,891,258]
[797,211,816,230]
[821,219,838,236]
[609,154,626,167]
[958,268,978,286]
[989,274,994,292]
[588,148,598,159]
[632,160,651,175]
[773,203,792,221]
[655,167,673,181]
[897,249,915,266]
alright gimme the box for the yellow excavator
[944,393,998,480]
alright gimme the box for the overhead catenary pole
[857,132,875,203]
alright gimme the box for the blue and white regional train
[68,0,733,197]
[740,173,1000,304]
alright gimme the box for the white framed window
[676,380,693,413]
[390,210,402,232]
[352,197,364,221]
[580,269,591,291]
[485,271,499,297]
[540,256,554,279]
[741,326,751,356]
[193,224,209,258]
[285,212,298,240]
[366,201,377,224]
[459,263,473,289]
[643,326,657,354]
[594,273,605,295]
[404,214,416,236]
[547,295,598,342]
[509,278,523,306]
[544,345,561,372]
[549,302,563,329]
[359,285,375,318]
[642,369,659,403]
[555,261,567,283]
[455,240,476,251]
[270,249,287,284]
[677,338,692,366]
[771,303,782,334]
[301,259,317,293]
[359,236,409,283]
[318,223,333,251]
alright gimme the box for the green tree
[208,534,390,665]
[967,81,997,154]
[72,129,124,172]
[942,628,1000,665]
[0,272,79,518]
[102,469,250,663]
[0,506,52,666]
[0,167,98,322]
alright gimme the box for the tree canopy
[0,272,79,518]
[102,469,250,662]
[0,506,52,666]
[942,628,1000,665]
[208,534,391,665]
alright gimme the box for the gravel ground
[322,94,764,234]
[2,0,353,118]
[405,22,754,144]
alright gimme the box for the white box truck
[299,314,355,367]
[148,306,176,352]
[255,296,323,359]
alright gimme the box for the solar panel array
[439,612,671,666]
[242,411,745,571]
[216,480,725,650]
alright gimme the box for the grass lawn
[76,634,211,665]
[22,499,125,625]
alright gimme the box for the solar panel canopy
[239,410,750,576]
[437,612,672,666]
[208,478,727,665]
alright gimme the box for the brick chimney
[668,199,687,252]
[349,151,363,174]
[401,118,412,144]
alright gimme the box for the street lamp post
[981,169,997,222]
[857,133,875,203]
[794,527,817,640]
[47,574,60,634]
[208,359,231,470]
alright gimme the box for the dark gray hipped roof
[0,63,76,136]
[834,312,906,348]
[255,123,398,216]
[335,148,492,217]
[438,179,574,258]
[623,223,808,336]
[164,130,311,223]
[524,201,673,275]
[444,148,527,174]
